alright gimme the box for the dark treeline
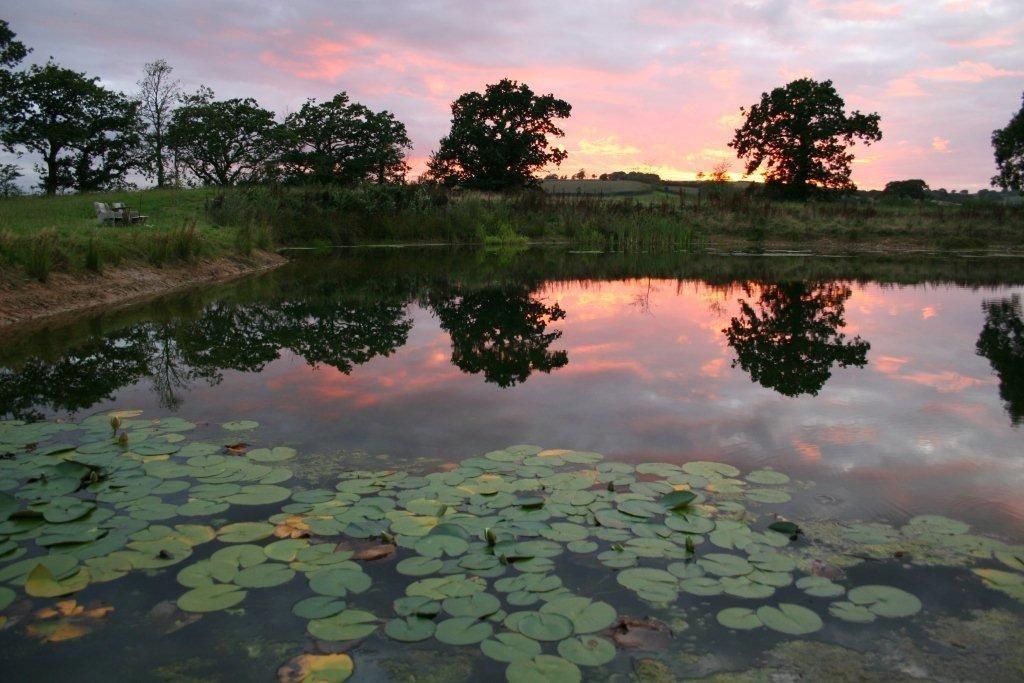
[2,19,1022,200]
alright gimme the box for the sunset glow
[4,1,1021,189]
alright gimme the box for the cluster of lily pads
[1,413,1023,682]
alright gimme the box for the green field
[0,188,268,282]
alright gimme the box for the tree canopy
[2,61,141,194]
[167,88,280,186]
[427,79,571,190]
[992,93,1024,193]
[279,92,411,185]
[729,78,881,198]
[883,179,930,200]
[724,282,870,397]
[137,59,181,187]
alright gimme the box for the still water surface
[1,248,1022,680]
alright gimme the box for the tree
[279,93,410,185]
[429,284,569,387]
[0,20,29,125]
[167,88,279,186]
[426,79,571,190]
[724,282,870,396]
[729,78,881,198]
[137,59,181,187]
[0,164,21,196]
[976,295,1024,426]
[884,179,930,200]
[992,93,1024,193]
[3,61,142,194]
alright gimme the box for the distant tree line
[1,18,1023,198]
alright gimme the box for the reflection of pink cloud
[921,306,938,319]
[816,424,878,445]
[793,439,822,461]
[900,371,990,393]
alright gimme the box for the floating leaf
[25,565,89,598]
[847,585,922,618]
[557,634,616,666]
[443,592,501,618]
[796,576,845,598]
[755,604,822,635]
[293,596,347,620]
[660,491,697,510]
[616,568,678,602]
[515,612,574,641]
[385,616,436,642]
[506,655,581,683]
[481,632,543,663]
[435,616,493,645]
[177,584,246,613]
[308,609,377,641]
[234,563,295,588]
[540,596,616,634]
[717,607,762,630]
[217,522,276,543]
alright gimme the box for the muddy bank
[0,251,286,332]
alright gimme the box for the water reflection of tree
[976,295,1024,426]
[724,282,869,397]
[0,296,412,420]
[428,284,568,387]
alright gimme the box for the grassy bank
[2,184,1022,285]
[0,188,271,282]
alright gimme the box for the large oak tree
[992,93,1024,193]
[427,79,571,190]
[729,78,881,198]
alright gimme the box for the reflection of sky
[79,279,1024,536]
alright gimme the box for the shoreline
[0,251,287,334]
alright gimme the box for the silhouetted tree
[883,179,930,200]
[729,78,881,199]
[0,163,21,196]
[992,93,1024,193]
[3,61,142,194]
[0,20,29,133]
[167,88,279,186]
[137,59,181,188]
[426,79,571,190]
[976,295,1024,426]
[724,282,869,396]
[429,284,568,386]
[279,93,410,185]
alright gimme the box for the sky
[3,0,1023,190]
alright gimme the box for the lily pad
[717,607,762,630]
[481,632,543,663]
[557,635,616,666]
[539,596,616,634]
[177,584,247,612]
[385,616,436,642]
[755,604,822,635]
[435,616,493,645]
[847,585,921,618]
[506,655,581,683]
[515,612,574,641]
[308,609,378,641]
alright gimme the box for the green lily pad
[829,601,877,623]
[394,596,441,617]
[796,576,845,597]
[660,490,697,509]
[717,607,762,630]
[515,612,574,641]
[234,562,295,588]
[539,596,616,634]
[435,616,493,645]
[177,584,247,612]
[557,635,616,666]
[247,447,296,463]
[506,655,581,683]
[745,470,790,485]
[385,616,436,642]
[481,632,543,663]
[308,609,377,641]
[309,568,371,597]
[846,585,921,618]
[217,522,276,543]
[293,596,347,619]
[443,592,501,618]
[616,567,678,602]
[396,556,443,576]
[755,604,823,635]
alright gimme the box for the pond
[1,247,1023,681]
